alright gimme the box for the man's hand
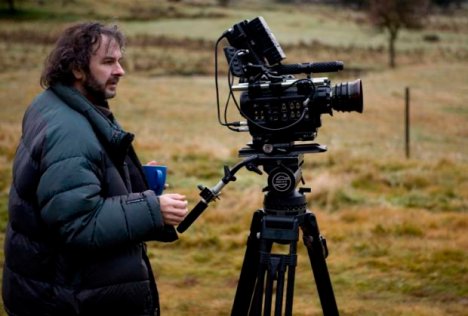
[158,193,188,226]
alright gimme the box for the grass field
[0,1,467,315]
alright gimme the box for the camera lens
[331,79,363,113]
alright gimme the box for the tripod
[177,143,339,316]
[231,196,339,316]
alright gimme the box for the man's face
[74,35,125,104]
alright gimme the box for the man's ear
[72,68,85,81]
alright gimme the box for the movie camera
[217,16,363,149]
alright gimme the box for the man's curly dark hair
[40,22,125,88]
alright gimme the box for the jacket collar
[50,84,134,157]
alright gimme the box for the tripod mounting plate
[239,142,327,157]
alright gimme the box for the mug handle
[156,169,164,193]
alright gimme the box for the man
[2,22,188,315]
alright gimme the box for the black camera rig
[216,16,363,148]
[178,17,364,315]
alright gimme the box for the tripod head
[177,142,327,233]
[240,142,327,216]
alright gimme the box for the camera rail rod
[231,78,328,92]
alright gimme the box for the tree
[431,0,465,9]
[368,0,430,68]
[6,0,16,12]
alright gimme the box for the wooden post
[405,87,410,159]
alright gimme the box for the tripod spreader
[177,155,260,233]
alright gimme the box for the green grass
[0,1,467,315]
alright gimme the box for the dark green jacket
[2,84,177,315]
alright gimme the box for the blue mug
[142,165,167,195]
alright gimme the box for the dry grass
[0,63,467,316]
[113,63,468,315]
[152,207,467,315]
[0,2,467,315]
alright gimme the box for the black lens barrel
[331,79,363,113]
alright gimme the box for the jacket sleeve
[37,152,172,250]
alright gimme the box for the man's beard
[83,73,118,104]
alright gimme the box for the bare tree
[6,0,16,12]
[368,0,430,68]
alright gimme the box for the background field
[0,0,467,315]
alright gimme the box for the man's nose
[114,62,125,76]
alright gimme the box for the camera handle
[177,155,261,233]
[272,61,343,75]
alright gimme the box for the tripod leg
[302,212,339,316]
[274,270,284,316]
[231,210,264,316]
[274,257,286,316]
[250,238,273,316]
[253,243,295,316]
[261,252,274,316]
[284,242,297,316]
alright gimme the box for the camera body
[222,16,363,148]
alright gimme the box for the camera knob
[262,144,274,154]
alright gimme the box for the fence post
[405,87,410,159]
